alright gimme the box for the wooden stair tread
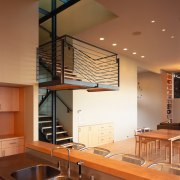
[42,125,63,130]
[39,115,51,118]
[56,137,73,141]
[46,131,67,136]
[39,120,51,123]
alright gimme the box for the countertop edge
[26,141,180,180]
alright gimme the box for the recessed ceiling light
[162,29,166,32]
[151,20,155,23]
[100,37,104,41]
[141,56,145,58]
[112,43,117,46]
[132,52,137,55]
[171,35,175,39]
[123,48,128,51]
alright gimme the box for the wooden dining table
[137,129,180,163]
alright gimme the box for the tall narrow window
[174,73,180,98]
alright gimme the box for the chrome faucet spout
[51,146,71,178]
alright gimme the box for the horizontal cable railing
[37,35,119,88]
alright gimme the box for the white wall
[137,72,162,130]
[0,0,38,85]
[73,55,137,142]
[173,99,180,123]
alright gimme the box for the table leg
[139,137,141,157]
[169,140,172,164]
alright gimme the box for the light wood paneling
[14,87,24,136]
[0,87,19,112]
[0,136,24,157]
[0,113,14,135]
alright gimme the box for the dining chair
[108,153,145,166]
[134,128,156,157]
[143,127,159,150]
[147,162,180,176]
[165,141,180,162]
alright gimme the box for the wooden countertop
[26,141,180,180]
[0,134,23,140]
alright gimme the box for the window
[174,73,180,98]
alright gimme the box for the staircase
[39,115,73,145]
[37,35,119,145]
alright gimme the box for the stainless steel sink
[49,175,72,180]
[11,164,61,180]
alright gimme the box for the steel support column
[51,0,57,144]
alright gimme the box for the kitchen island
[25,141,180,180]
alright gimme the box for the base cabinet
[78,123,114,147]
[0,142,2,157]
[0,137,24,157]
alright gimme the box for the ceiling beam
[39,0,80,24]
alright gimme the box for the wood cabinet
[0,87,19,112]
[98,123,113,145]
[78,123,114,147]
[0,141,2,157]
[0,136,24,157]
[78,126,89,146]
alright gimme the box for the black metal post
[61,39,65,84]
[51,0,57,144]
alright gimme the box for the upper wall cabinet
[0,87,19,112]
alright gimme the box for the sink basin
[49,175,72,180]
[11,164,61,180]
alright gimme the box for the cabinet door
[0,87,19,111]
[1,138,24,157]
[2,138,24,149]
[2,146,24,157]
[11,88,19,111]
[0,87,12,111]
[78,126,89,147]
[0,141,2,157]
[88,125,99,147]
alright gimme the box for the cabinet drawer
[2,138,24,148]
[2,146,24,157]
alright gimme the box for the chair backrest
[93,147,110,157]
[148,163,180,176]
[143,127,151,132]
[109,153,145,166]
[134,129,142,142]
[72,142,85,150]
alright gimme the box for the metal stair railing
[56,94,72,113]
[39,90,51,107]
[37,35,119,89]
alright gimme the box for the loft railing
[37,35,119,89]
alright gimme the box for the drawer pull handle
[10,142,17,145]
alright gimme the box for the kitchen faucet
[51,146,71,178]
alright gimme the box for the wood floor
[99,137,180,167]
